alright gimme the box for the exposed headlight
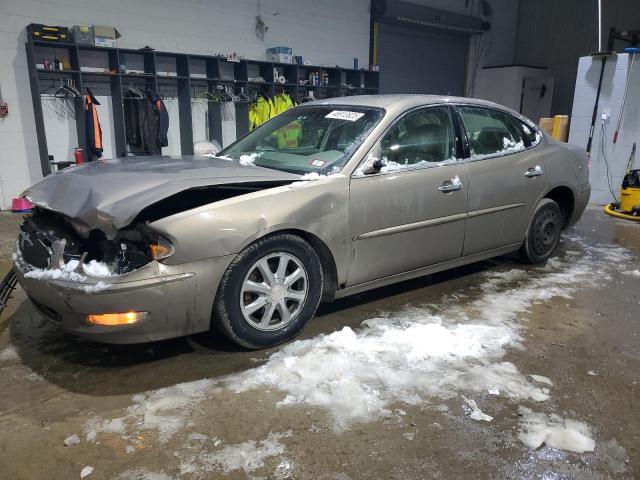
[149,236,175,260]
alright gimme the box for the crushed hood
[23,156,300,238]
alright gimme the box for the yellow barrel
[552,115,569,142]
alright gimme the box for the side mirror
[359,145,385,175]
[363,158,384,175]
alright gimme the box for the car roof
[311,94,521,117]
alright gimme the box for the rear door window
[456,106,525,159]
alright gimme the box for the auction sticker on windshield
[325,110,365,122]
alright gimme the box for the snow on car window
[379,156,458,173]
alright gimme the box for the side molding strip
[354,212,468,240]
[467,203,525,219]
[354,203,525,241]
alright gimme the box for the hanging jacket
[124,97,160,155]
[273,92,294,116]
[249,95,273,130]
[274,93,299,148]
[84,88,103,159]
[147,89,169,148]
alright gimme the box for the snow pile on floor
[63,434,80,446]
[228,318,546,429]
[178,431,292,475]
[85,237,629,468]
[226,239,630,430]
[462,396,493,422]
[518,406,595,453]
[529,374,553,386]
[83,380,215,448]
[80,466,94,478]
[0,345,18,362]
[84,417,126,443]
[622,269,640,278]
[113,468,174,480]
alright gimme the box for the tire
[519,198,563,264]
[212,233,323,349]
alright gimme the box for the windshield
[219,105,384,174]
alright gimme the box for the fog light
[86,311,147,326]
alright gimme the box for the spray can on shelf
[74,148,84,165]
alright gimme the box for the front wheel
[520,198,563,264]
[213,234,323,349]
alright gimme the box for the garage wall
[514,0,640,116]
[0,0,370,210]
[569,53,640,205]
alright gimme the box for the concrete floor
[0,207,639,479]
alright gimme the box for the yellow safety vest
[249,96,274,130]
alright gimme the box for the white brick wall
[568,53,640,205]
[0,0,371,209]
[0,0,519,210]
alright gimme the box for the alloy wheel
[240,252,308,331]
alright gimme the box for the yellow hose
[603,203,640,221]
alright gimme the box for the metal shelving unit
[26,38,380,176]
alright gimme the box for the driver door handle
[438,175,463,193]
[524,165,544,178]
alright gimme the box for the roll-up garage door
[377,23,469,96]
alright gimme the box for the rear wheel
[213,234,323,349]
[520,198,562,264]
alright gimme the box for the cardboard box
[539,117,553,136]
[267,52,293,64]
[93,26,121,47]
[266,46,292,55]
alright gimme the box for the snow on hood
[22,156,299,239]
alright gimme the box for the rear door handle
[438,175,462,193]
[524,165,544,178]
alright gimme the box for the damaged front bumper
[14,251,234,344]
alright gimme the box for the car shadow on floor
[5,254,524,397]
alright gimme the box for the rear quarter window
[513,117,542,148]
